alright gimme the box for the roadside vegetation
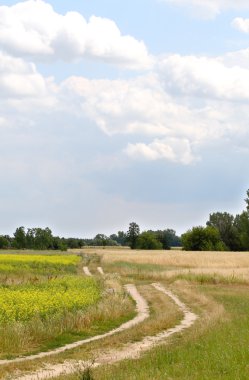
[0,253,134,360]
[92,285,249,380]
[49,248,249,380]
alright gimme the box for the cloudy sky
[1,0,249,237]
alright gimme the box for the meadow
[63,248,249,380]
[0,251,133,360]
[1,248,249,380]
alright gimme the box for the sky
[1,0,249,238]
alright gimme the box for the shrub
[181,226,226,251]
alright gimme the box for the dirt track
[0,284,149,367]
[12,282,197,380]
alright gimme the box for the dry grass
[0,282,183,379]
[97,248,249,268]
[36,282,225,380]
[76,248,249,282]
[2,249,245,380]
[1,279,226,380]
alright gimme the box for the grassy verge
[0,282,182,379]
[0,253,134,361]
[0,292,133,359]
[104,260,249,286]
[88,284,249,380]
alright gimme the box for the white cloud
[2,29,249,166]
[60,71,249,163]
[222,48,249,70]
[232,17,249,33]
[125,138,196,164]
[0,0,152,69]
[0,51,54,101]
[161,0,249,18]
[158,54,249,102]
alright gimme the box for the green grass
[107,261,175,272]
[3,305,134,361]
[0,253,135,359]
[92,285,249,380]
[171,272,247,285]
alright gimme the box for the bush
[136,232,163,250]
[0,236,9,249]
[181,226,226,251]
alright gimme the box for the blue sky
[0,0,249,237]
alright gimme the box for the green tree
[33,227,53,250]
[234,211,249,251]
[127,222,140,249]
[207,212,239,251]
[245,189,249,213]
[181,226,226,251]
[109,231,127,246]
[26,228,35,249]
[155,229,181,249]
[136,232,163,250]
[0,236,9,249]
[13,226,26,249]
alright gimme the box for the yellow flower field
[0,276,100,322]
[0,254,81,274]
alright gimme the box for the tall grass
[0,286,133,358]
[91,248,249,269]
[0,254,132,358]
[92,286,249,380]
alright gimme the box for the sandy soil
[97,267,104,275]
[83,266,92,276]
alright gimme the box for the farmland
[0,253,81,275]
[0,251,133,361]
[1,248,249,380]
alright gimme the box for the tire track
[10,283,197,380]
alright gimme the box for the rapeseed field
[0,276,100,322]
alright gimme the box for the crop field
[0,254,81,274]
[0,276,100,322]
[58,248,249,380]
[2,248,249,380]
[0,252,133,362]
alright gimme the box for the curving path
[97,266,104,275]
[0,284,149,367]
[83,266,92,276]
[11,283,198,380]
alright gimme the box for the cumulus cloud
[158,54,249,102]
[0,50,57,117]
[0,51,49,98]
[0,0,152,69]
[61,75,200,140]
[2,19,249,166]
[60,68,249,163]
[125,138,196,164]
[161,0,249,19]
[232,17,249,33]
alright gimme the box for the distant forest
[0,189,249,252]
[0,226,181,251]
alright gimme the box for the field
[1,248,249,380]
[0,251,133,362]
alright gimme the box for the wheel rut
[7,279,198,380]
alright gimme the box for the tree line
[1,189,248,252]
[0,225,181,251]
[181,189,249,251]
